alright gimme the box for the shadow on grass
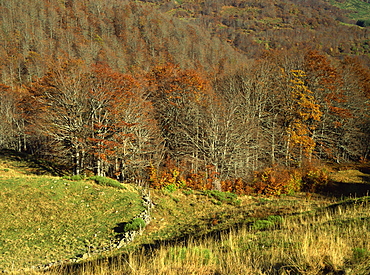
[321,181,370,198]
[113,222,128,234]
[46,215,263,275]
[0,149,67,176]
[320,164,370,198]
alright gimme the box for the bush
[70,174,85,181]
[352,248,369,263]
[221,178,254,195]
[124,218,146,232]
[89,176,125,189]
[182,189,194,196]
[147,162,186,190]
[301,168,329,193]
[286,169,303,195]
[163,183,177,193]
[251,215,283,231]
[252,166,291,196]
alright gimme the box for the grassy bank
[40,196,370,275]
[331,0,370,21]
[0,152,144,271]
[1,150,369,274]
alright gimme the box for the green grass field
[0,151,143,271]
[331,0,370,20]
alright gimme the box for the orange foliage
[147,63,210,105]
[252,166,292,196]
[221,178,254,195]
[147,158,187,189]
[287,69,322,157]
[300,160,330,193]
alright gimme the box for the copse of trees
[27,60,164,180]
[1,49,369,188]
[0,0,369,193]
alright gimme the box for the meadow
[41,196,370,275]
[0,150,369,274]
[0,150,143,271]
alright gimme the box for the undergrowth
[147,158,333,197]
[203,190,241,206]
[123,218,146,232]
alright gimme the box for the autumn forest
[1,0,370,192]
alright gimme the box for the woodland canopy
[0,0,369,190]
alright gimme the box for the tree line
[1,49,369,187]
[0,0,369,191]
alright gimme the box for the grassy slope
[0,151,144,271]
[137,190,332,245]
[123,196,370,275]
[46,183,370,274]
[61,164,369,274]
[330,0,370,20]
[1,150,369,274]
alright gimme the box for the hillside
[139,0,370,59]
[63,195,370,275]
[0,150,144,271]
[0,0,369,87]
[0,151,369,274]
[0,0,370,273]
[0,0,369,206]
[331,0,370,21]
[0,0,244,85]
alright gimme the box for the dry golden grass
[330,169,370,184]
[34,197,369,275]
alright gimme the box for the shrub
[252,166,291,196]
[251,219,275,231]
[186,171,212,190]
[70,174,85,181]
[182,189,194,196]
[251,215,283,231]
[89,176,125,189]
[124,218,146,232]
[221,178,254,195]
[352,247,369,263]
[286,169,303,195]
[301,168,329,193]
[147,161,186,190]
[163,183,177,193]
